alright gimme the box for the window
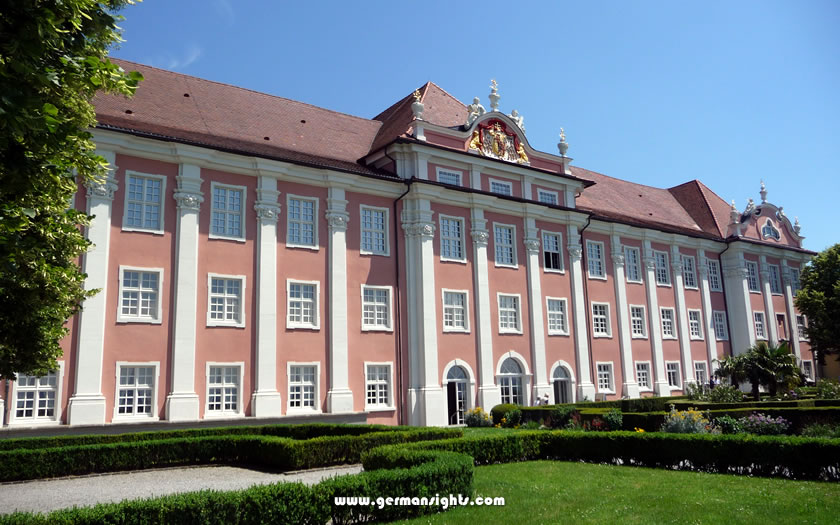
[116,364,157,418]
[768,265,782,294]
[489,179,513,196]
[624,246,641,283]
[802,360,814,381]
[635,362,652,390]
[207,365,241,415]
[287,280,319,329]
[660,308,676,338]
[682,255,697,289]
[694,362,708,384]
[546,298,568,335]
[436,168,462,186]
[713,311,729,340]
[707,259,722,291]
[287,195,317,248]
[776,314,787,340]
[288,364,318,411]
[210,183,245,239]
[746,261,760,292]
[762,219,781,240]
[797,315,807,340]
[596,363,614,393]
[118,267,163,323]
[446,366,469,425]
[542,231,563,272]
[124,172,164,233]
[537,189,558,205]
[360,206,389,256]
[666,362,681,388]
[497,294,522,333]
[586,240,605,278]
[790,268,801,293]
[630,305,647,338]
[443,290,469,332]
[591,303,611,337]
[13,369,60,423]
[654,251,670,285]
[440,215,465,262]
[499,358,524,405]
[365,363,392,409]
[688,310,703,340]
[493,223,516,267]
[362,285,392,331]
[207,275,245,327]
[754,311,766,339]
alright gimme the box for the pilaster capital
[781,268,792,285]
[471,229,489,246]
[671,261,683,276]
[524,237,540,254]
[759,268,771,283]
[611,253,625,267]
[326,211,350,232]
[642,256,656,271]
[84,176,118,201]
[723,265,748,278]
[698,258,710,278]
[255,187,281,223]
[567,243,583,262]
[173,191,203,210]
[403,221,435,239]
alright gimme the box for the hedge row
[407,430,840,481]
[622,406,840,433]
[669,399,840,411]
[1,446,475,525]
[0,427,461,482]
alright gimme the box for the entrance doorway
[553,365,572,404]
[446,366,468,425]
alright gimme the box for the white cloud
[147,45,203,71]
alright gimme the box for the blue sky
[110,1,839,251]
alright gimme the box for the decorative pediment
[467,119,529,165]
[728,180,804,247]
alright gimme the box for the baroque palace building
[0,61,815,428]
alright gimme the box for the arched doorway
[553,365,572,404]
[499,358,524,405]
[445,366,468,425]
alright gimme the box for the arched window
[762,219,780,241]
[499,358,523,405]
[445,366,468,425]
[553,366,572,404]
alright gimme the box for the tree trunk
[751,382,760,401]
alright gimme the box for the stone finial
[730,200,739,224]
[488,79,500,112]
[745,198,755,215]
[760,179,767,203]
[557,128,569,156]
[509,109,525,132]
[465,97,486,127]
[411,89,424,120]
[794,217,801,234]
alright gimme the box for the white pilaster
[698,251,718,372]
[524,217,550,400]
[568,226,596,400]
[402,198,446,426]
[721,251,755,354]
[760,255,779,346]
[325,187,354,413]
[671,246,694,386]
[470,164,482,191]
[781,260,801,360]
[612,236,639,398]
[68,149,118,425]
[251,177,283,416]
[165,163,203,422]
[643,241,670,396]
[471,209,501,411]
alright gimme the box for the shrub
[602,409,623,431]
[816,379,840,400]
[708,385,744,403]
[660,405,717,434]
[549,405,577,429]
[684,382,709,401]
[502,408,523,428]
[739,413,791,435]
[490,403,518,425]
[464,407,492,427]
[714,415,743,434]
[801,423,840,439]
[523,420,542,430]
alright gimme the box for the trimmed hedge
[623,406,840,433]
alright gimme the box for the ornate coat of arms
[468,120,529,165]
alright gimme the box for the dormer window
[761,219,780,241]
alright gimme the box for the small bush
[708,385,744,403]
[603,409,623,431]
[502,408,523,428]
[816,379,840,400]
[801,423,840,439]
[523,420,542,430]
[739,413,791,435]
[661,405,717,434]
[465,407,492,427]
[684,382,709,401]
[490,403,518,425]
[549,405,577,429]
[714,415,743,434]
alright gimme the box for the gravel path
[0,464,363,515]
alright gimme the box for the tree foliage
[0,1,142,379]
[795,243,840,366]
[715,342,801,400]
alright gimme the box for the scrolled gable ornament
[467,119,529,165]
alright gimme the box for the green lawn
[395,460,840,524]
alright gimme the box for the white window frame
[586,240,606,279]
[442,289,470,333]
[630,305,647,338]
[682,255,698,289]
[707,259,722,292]
[624,246,642,283]
[287,362,321,414]
[802,360,814,381]
[205,362,245,418]
[591,302,612,338]
[596,362,615,394]
[112,361,160,422]
[364,362,394,411]
[9,361,65,426]
[713,310,729,341]
[666,361,682,388]
[489,178,513,196]
[797,315,808,341]
[439,214,466,263]
[497,293,523,334]
[791,268,802,293]
[688,309,704,340]
[206,273,246,328]
[746,260,760,292]
[359,204,390,256]
[122,171,166,235]
[546,297,569,336]
[635,361,652,391]
[361,284,393,332]
[537,189,559,205]
[654,250,671,286]
[286,279,320,330]
[209,182,246,242]
[493,222,518,268]
[693,361,708,385]
[660,307,676,339]
[542,230,564,273]
[762,218,781,240]
[768,264,782,295]
[286,194,319,250]
[436,167,463,186]
[117,266,164,324]
[753,311,767,340]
